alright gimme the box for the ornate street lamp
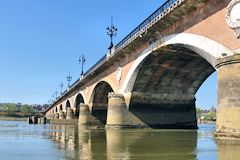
[79,54,86,78]
[106,16,117,54]
[66,72,72,88]
[59,82,63,95]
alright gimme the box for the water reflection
[218,143,240,160]
[78,125,92,160]
[49,125,79,159]
[49,125,199,160]
[3,121,240,160]
[106,129,197,160]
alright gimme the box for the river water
[0,121,240,160]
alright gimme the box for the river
[0,120,240,160]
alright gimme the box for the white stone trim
[226,0,240,38]
[72,91,86,108]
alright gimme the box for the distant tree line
[0,103,34,113]
[196,107,216,121]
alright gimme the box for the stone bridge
[45,0,240,141]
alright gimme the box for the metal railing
[83,0,178,78]
[84,54,107,76]
[69,78,80,88]
[114,0,178,51]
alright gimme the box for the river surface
[0,121,240,160]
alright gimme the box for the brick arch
[55,107,58,113]
[88,78,118,105]
[73,91,86,109]
[59,104,63,111]
[132,45,215,100]
[121,33,233,94]
[64,99,72,110]
[119,33,230,128]
[73,92,85,117]
[89,80,115,125]
[99,77,118,94]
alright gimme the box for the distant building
[199,106,216,121]
[31,104,49,112]
[16,103,22,112]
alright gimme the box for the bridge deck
[47,0,211,111]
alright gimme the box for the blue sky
[0,0,217,109]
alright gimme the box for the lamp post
[106,16,117,54]
[59,82,63,95]
[66,72,72,88]
[79,54,86,78]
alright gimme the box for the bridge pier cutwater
[44,0,240,142]
[106,93,147,128]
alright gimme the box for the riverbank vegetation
[0,103,34,119]
[196,107,216,123]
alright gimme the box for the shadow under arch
[118,33,233,129]
[91,81,114,125]
[125,44,218,128]
[74,93,85,117]
[65,100,71,110]
[59,104,63,111]
[121,33,233,94]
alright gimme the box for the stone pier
[66,108,74,119]
[78,103,90,125]
[54,113,59,119]
[215,54,240,141]
[59,111,66,119]
[106,93,146,128]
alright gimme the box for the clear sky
[0,0,217,109]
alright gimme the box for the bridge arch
[73,93,85,117]
[65,99,72,111]
[121,33,233,94]
[120,33,233,128]
[59,104,63,111]
[90,81,115,125]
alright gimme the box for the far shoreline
[198,121,216,124]
[0,116,27,121]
